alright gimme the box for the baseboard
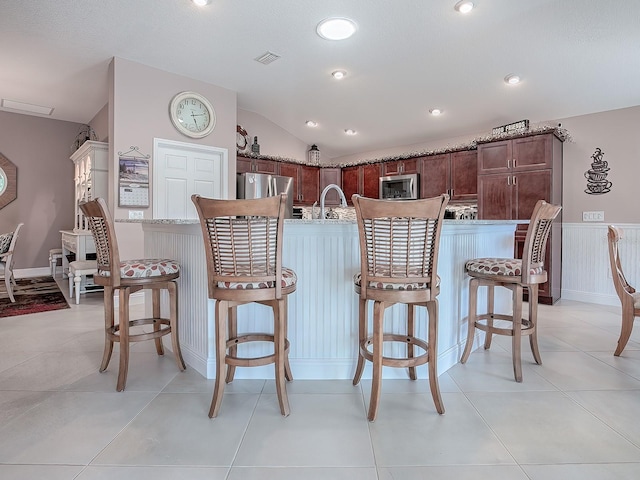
[561,289,619,307]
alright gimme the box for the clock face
[169,92,216,138]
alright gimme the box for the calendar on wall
[118,156,150,207]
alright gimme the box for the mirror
[0,153,17,210]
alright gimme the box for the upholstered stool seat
[69,259,98,304]
[80,197,185,391]
[49,248,64,277]
[460,200,562,382]
[352,194,449,422]
[192,193,296,418]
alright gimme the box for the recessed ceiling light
[504,74,521,85]
[305,120,318,127]
[344,129,357,136]
[454,1,474,13]
[317,18,357,40]
[331,70,347,79]
[192,0,211,6]
[1,98,54,115]
[429,108,443,116]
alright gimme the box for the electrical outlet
[128,210,144,220]
[582,211,604,222]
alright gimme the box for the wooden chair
[461,200,562,381]
[607,225,639,356]
[192,193,296,418]
[0,223,24,303]
[352,194,449,422]
[79,198,185,391]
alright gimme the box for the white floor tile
[378,465,530,480]
[522,463,640,480]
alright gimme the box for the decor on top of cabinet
[236,125,250,154]
[251,136,260,155]
[584,148,612,195]
[70,124,97,153]
[308,144,321,165]
[117,146,150,207]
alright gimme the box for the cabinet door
[255,159,278,174]
[279,163,300,202]
[383,160,402,175]
[401,158,419,174]
[450,150,477,200]
[513,169,552,220]
[342,166,360,205]
[300,165,319,205]
[477,173,512,220]
[237,156,252,173]
[512,134,553,171]
[477,140,512,174]
[362,163,382,199]
[420,154,449,198]
[320,168,342,206]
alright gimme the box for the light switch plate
[128,210,144,220]
[582,211,604,222]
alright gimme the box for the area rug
[0,276,70,318]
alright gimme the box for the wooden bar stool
[49,248,64,277]
[80,198,185,391]
[68,259,98,304]
[352,194,449,422]
[192,193,296,418]
[460,200,561,381]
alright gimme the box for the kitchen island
[137,219,520,380]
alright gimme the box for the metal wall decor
[584,148,612,195]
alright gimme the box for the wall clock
[169,91,216,138]
[236,125,250,154]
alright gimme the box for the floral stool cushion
[217,267,297,290]
[98,259,180,278]
[353,273,440,291]
[465,258,544,277]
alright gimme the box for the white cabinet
[70,141,108,232]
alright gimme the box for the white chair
[0,223,24,303]
[49,248,63,277]
[69,259,98,304]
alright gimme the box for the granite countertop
[119,218,527,225]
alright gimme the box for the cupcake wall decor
[584,148,612,195]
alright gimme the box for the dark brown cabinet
[477,133,563,304]
[319,167,342,206]
[383,158,418,175]
[237,155,279,174]
[419,150,477,201]
[279,163,319,205]
[342,163,382,205]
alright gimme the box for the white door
[153,138,229,219]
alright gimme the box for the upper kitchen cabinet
[319,167,342,206]
[342,163,382,205]
[279,162,319,206]
[382,158,418,175]
[477,133,562,220]
[419,150,477,201]
[236,155,279,174]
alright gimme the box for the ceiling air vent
[254,51,281,65]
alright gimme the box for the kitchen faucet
[319,184,348,220]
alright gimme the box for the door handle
[507,159,511,169]
[513,175,517,185]
[507,176,511,186]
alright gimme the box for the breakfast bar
[141,219,520,380]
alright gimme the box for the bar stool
[352,193,449,422]
[49,248,63,277]
[460,200,562,381]
[68,259,98,304]
[80,197,185,391]
[192,193,296,418]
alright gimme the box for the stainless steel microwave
[379,173,419,200]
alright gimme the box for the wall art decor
[118,146,150,207]
[584,148,612,195]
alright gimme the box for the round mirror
[0,167,6,195]
[0,153,17,209]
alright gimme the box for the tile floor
[1,279,639,479]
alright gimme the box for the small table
[60,230,101,296]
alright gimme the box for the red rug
[0,276,70,318]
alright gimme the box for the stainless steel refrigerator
[236,172,294,218]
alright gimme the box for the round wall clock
[169,91,216,138]
[236,125,250,154]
